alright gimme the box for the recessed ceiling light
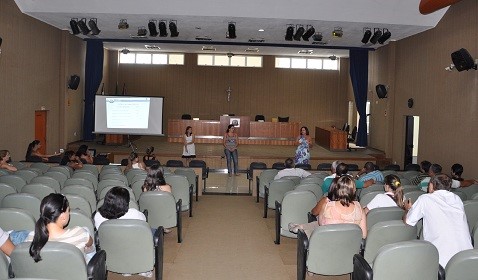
[202,46,216,51]
[258,29,264,32]
[298,50,314,54]
[245,47,259,53]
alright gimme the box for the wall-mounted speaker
[451,48,476,72]
[376,84,388,99]
[68,75,80,90]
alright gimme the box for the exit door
[35,110,47,155]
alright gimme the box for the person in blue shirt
[355,162,384,183]
[321,163,373,194]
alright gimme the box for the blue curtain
[83,40,104,140]
[349,49,369,147]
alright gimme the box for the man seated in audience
[418,163,442,191]
[403,174,472,267]
[410,160,432,185]
[0,227,15,256]
[324,160,342,180]
[321,163,373,194]
[355,162,384,183]
[274,158,311,180]
[450,163,478,188]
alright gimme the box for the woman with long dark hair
[294,126,312,165]
[364,174,405,214]
[182,126,196,165]
[223,124,239,176]
[26,194,94,262]
[59,150,83,170]
[25,140,57,162]
[142,164,171,193]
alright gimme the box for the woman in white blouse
[364,174,405,214]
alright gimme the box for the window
[136,53,152,64]
[275,57,339,70]
[152,54,167,64]
[291,58,307,69]
[356,101,371,134]
[275,57,291,68]
[119,53,135,64]
[197,54,263,67]
[323,59,339,70]
[169,54,184,65]
[307,59,322,69]
[119,52,184,65]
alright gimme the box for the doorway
[404,116,420,167]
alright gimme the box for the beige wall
[0,0,85,159]
[369,0,478,176]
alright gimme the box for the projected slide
[106,97,150,129]
[94,95,164,136]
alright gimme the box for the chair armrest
[176,199,183,243]
[154,226,164,280]
[87,249,107,280]
[263,186,269,218]
[247,168,252,180]
[438,264,445,280]
[307,212,316,223]
[205,167,209,179]
[274,201,282,244]
[352,254,373,280]
[94,231,101,251]
[256,176,260,203]
[143,209,149,221]
[189,185,193,217]
[297,229,309,280]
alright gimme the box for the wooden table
[315,126,347,151]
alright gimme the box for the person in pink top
[289,175,367,238]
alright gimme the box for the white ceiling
[14,0,448,57]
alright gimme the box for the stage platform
[67,135,389,170]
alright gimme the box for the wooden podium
[105,134,126,145]
[315,126,347,151]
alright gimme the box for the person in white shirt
[274,158,311,180]
[403,174,472,267]
[323,160,342,180]
[364,174,405,214]
[0,227,15,256]
[450,163,478,189]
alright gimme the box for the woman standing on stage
[223,124,239,177]
[295,126,312,165]
[182,126,196,165]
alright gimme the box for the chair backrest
[404,164,421,172]
[0,208,36,231]
[11,242,89,280]
[372,240,439,280]
[366,206,404,231]
[131,173,147,186]
[131,180,146,201]
[462,184,478,202]
[144,159,161,167]
[10,161,26,169]
[295,163,311,170]
[381,170,398,177]
[79,164,99,177]
[403,190,426,204]
[0,182,17,203]
[96,198,138,211]
[307,224,363,275]
[97,179,127,198]
[383,164,401,171]
[64,177,94,190]
[139,191,177,228]
[359,184,385,199]
[347,164,359,171]
[451,189,467,201]
[280,191,317,236]
[21,183,56,200]
[267,179,296,209]
[401,170,421,180]
[29,162,51,174]
[317,163,332,171]
[181,114,192,120]
[464,200,478,233]
[0,251,9,280]
[189,160,208,178]
[100,173,128,185]
[61,185,96,213]
[30,176,61,192]
[272,162,285,170]
[0,169,10,176]
[254,115,265,121]
[278,116,289,122]
[66,209,94,236]
[126,169,147,184]
[364,220,417,263]
[174,168,198,190]
[299,176,323,186]
[100,165,122,173]
[72,172,98,191]
[1,193,41,220]
[294,183,323,200]
[359,191,385,207]
[43,171,68,188]
[165,174,191,211]
[249,162,267,170]
[63,194,92,217]
[98,185,135,202]
[99,169,123,180]
[166,160,184,167]
[14,170,38,183]
[0,175,27,192]
[445,248,478,280]
[48,166,72,178]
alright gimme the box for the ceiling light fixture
[169,20,179,37]
[88,18,101,35]
[137,26,147,37]
[302,25,315,41]
[332,27,343,38]
[312,32,323,42]
[293,25,305,41]
[285,25,294,41]
[158,21,168,37]
[361,28,372,44]
[148,20,158,37]
[121,48,130,54]
[118,19,129,30]
[378,28,391,44]
[227,22,236,39]
[69,18,80,35]
[369,28,382,44]
[258,29,264,32]
[77,18,91,35]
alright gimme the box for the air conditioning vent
[145,45,161,50]
[202,46,216,51]
[248,38,265,43]
[130,34,147,39]
[196,36,212,41]
[298,50,314,54]
[245,47,259,53]
[312,41,328,45]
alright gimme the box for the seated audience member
[418,163,442,191]
[274,158,311,180]
[142,164,172,193]
[289,176,367,238]
[324,160,342,180]
[364,174,405,214]
[25,140,58,162]
[26,194,95,262]
[403,174,472,267]
[450,163,478,188]
[0,227,15,256]
[321,163,373,194]
[143,146,156,162]
[0,150,17,172]
[355,162,384,183]
[94,187,146,228]
[60,150,83,170]
[410,160,432,185]
[75,145,94,164]
[124,152,146,173]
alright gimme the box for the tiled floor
[204,170,251,194]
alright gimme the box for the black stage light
[77,19,91,35]
[369,28,382,44]
[88,18,101,35]
[293,25,305,41]
[361,28,372,44]
[378,29,391,44]
[332,27,343,37]
[227,22,236,39]
[169,21,179,37]
[312,32,323,41]
[70,19,80,35]
[148,20,158,36]
[285,26,294,41]
[118,19,129,30]
[158,21,168,37]
[137,26,147,37]
[302,26,315,41]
